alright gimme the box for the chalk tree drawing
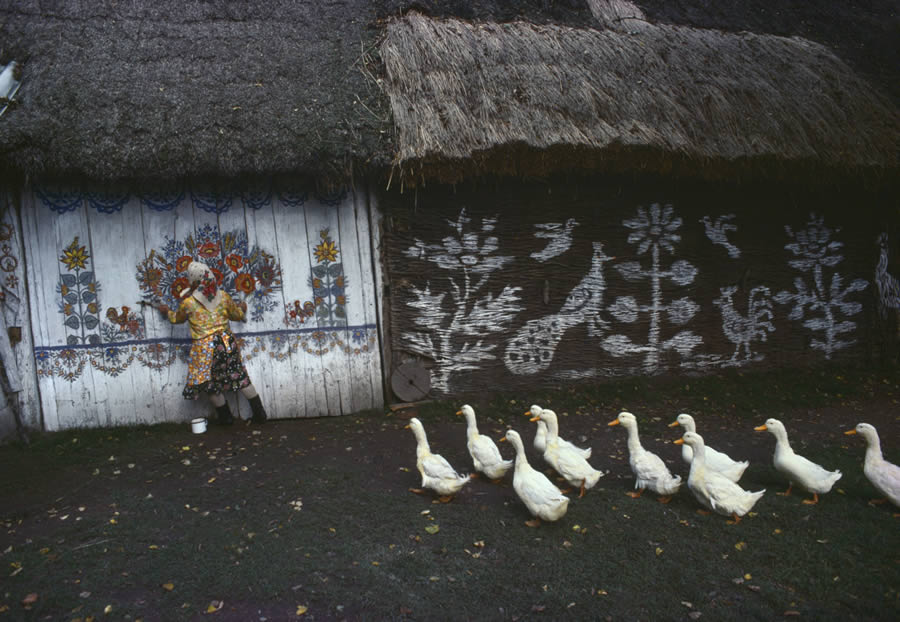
[602,203,702,373]
[700,213,740,258]
[713,285,774,363]
[504,242,613,375]
[773,214,868,359]
[402,208,523,393]
[875,232,900,319]
[531,218,578,262]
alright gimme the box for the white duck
[845,423,900,510]
[531,408,604,497]
[526,404,592,459]
[405,417,472,502]
[609,411,682,503]
[501,429,569,526]
[755,418,842,505]
[457,404,513,482]
[669,413,748,482]
[675,431,765,524]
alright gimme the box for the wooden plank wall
[22,182,384,431]
[381,180,898,398]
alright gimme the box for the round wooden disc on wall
[391,362,431,402]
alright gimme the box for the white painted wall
[22,182,384,431]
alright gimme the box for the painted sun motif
[60,237,90,270]
[314,237,339,263]
[623,203,682,255]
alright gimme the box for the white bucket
[191,417,207,434]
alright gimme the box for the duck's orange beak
[754,425,767,432]
[668,421,680,427]
[455,410,462,415]
[523,410,531,416]
[404,424,411,429]
[499,436,508,442]
[673,438,685,445]
[529,416,540,422]
[844,429,857,436]
[608,419,620,426]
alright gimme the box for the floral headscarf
[185,261,223,311]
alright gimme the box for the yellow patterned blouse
[167,293,245,339]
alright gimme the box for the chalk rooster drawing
[712,285,775,363]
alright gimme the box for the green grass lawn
[1,365,898,620]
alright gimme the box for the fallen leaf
[744,573,752,580]
[531,604,546,612]
[424,524,440,535]
[206,600,224,613]
[162,583,174,591]
[689,612,702,620]
[655,547,663,556]
[296,604,308,615]
[734,541,746,551]
[21,593,38,606]
[104,604,113,614]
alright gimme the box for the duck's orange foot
[726,513,742,525]
[696,509,711,516]
[438,495,454,503]
[777,486,793,497]
[578,482,586,498]
[560,487,573,495]
[868,498,887,506]
[408,488,425,495]
[469,473,480,479]
[656,495,673,504]
[525,518,541,528]
[626,490,643,499]
[490,478,504,485]
[802,493,820,505]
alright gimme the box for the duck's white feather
[534,409,603,492]
[679,431,765,518]
[759,418,842,495]
[458,405,513,480]
[848,423,900,507]
[671,413,748,482]
[504,429,569,522]
[407,418,471,497]
[611,412,682,496]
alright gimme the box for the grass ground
[1,364,898,621]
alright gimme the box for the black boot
[215,403,234,426]
[248,395,267,424]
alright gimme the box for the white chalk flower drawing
[773,214,867,359]
[402,209,523,393]
[602,203,702,373]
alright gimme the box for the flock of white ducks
[405,404,899,524]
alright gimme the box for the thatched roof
[0,0,393,186]
[381,11,899,188]
[0,1,896,190]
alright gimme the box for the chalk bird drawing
[701,214,740,258]
[504,242,613,375]
[531,218,578,262]
[875,233,900,319]
[712,285,774,363]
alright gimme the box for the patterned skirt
[182,331,251,400]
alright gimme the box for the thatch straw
[381,13,899,187]
[0,1,393,185]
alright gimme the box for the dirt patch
[1,365,898,620]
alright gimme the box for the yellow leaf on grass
[162,583,174,591]
[734,541,746,551]
[104,604,112,614]
[425,524,440,534]
[149,545,159,550]
[655,547,663,556]
[296,605,308,615]
[206,600,224,613]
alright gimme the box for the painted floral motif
[309,229,348,326]
[57,237,102,345]
[135,225,283,321]
[773,214,867,359]
[402,208,522,393]
[602,203,702,373]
